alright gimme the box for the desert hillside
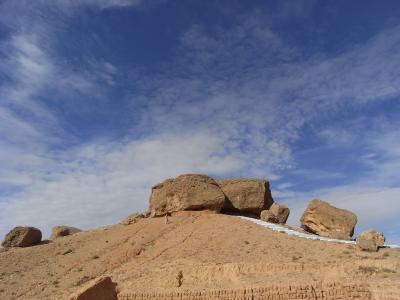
[1,213,399,300]
[2,2,400,299]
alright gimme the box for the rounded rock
[49,226,81,240]
[2,226,42,248]
[356,230,385,252]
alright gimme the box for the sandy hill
[0,213,399,300]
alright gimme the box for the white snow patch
[238,216,400,248]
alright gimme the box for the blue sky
[0,0,400,244]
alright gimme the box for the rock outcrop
[119,282,371,300]
[356,230,385,252]
[149,174,226,217]
[2,226,42,248]
[49,226,81,240]
[217,179,274,215]
[69,276,118,300]
[121,213,145,225]
[300,199,357,240]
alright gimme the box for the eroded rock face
[69,276,118,300]
[121,213,145,225]
[217,179,274,215]
[49,226,81,240]
[269,203,290,224]
[300,199,357,240]
[149,174,226,217]
[356,230,385,252]
[2,226,42,248]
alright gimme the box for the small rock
[260,210,279,223]
[269,202,290,224]
[49,226,81,240]
[69,276,118,300]
[357,238,378,252]
[62,249,73,255]
[1,227,42,248]
[356,230,385,252]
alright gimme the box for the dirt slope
[0,213,399,299]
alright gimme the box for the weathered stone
[1,226,42,248]
[171,210,219,217]
[356,230,385,252]
[326,231,354,241]
[49,226,81,240]
[300,199,357,240]
[217,179,274,215]
[69,276,117,300]
[260,210,279,223]
[269,203,290,224]
[149,174,226,217]
[357,238,378,252]
[121,213,145,225]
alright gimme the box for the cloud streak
[0,130,243,238]
[0,2,399,243]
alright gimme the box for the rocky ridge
[0,173,397,300]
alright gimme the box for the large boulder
[69,276,118,300]
[149,174,226,217]
[2,226,42,248]
[356,230,385,252]
[300,199,357,240]
[217,179,274,215]
[49,226,81,240]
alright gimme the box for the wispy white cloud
[0,2,400,244]
[0,130,243,238]
[129,21,400,180]
[0,0,143,17]
[75,0,143,9]
[0,1,129,190]
[280,184,400,244]
[1,34,54,122]
[277,126,400,243]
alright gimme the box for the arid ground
[0,213,399,299]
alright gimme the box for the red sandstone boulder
[1,226,42,248]
[69,276,117,300]
[149,174,226,217]
[300,199,357,240]
[217,179,274,215]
